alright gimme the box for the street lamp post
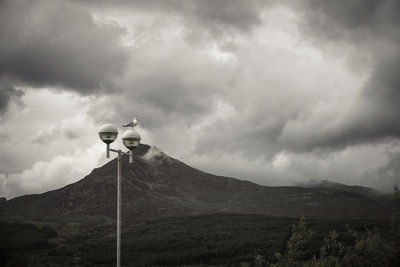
[98,121,141,267]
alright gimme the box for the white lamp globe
[122,129,141,150]
[98,124,118,144]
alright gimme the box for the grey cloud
[297,0,383,42]
[88,40,238,131]
[181,0,264,32]
[193,111,287,160]
[31,115,90,145]
[32,127,79,145]
[77,0,265,34]
[364,148,400,192]
[0,79,24,114]
[280,0,400,151]
[0,0,128,112]
[0,131,12,143]
[81,0,400,158]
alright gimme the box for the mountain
[0,145,394,223]
[302,179,381,200]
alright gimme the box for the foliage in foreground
[243,186,400,267]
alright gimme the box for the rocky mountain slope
[0,145,394,223]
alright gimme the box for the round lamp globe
[122,129,141,150]
[98,124,118,144]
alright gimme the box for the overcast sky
[1,0,400,199]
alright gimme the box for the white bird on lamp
[123,117,139,128]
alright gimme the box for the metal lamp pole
[98,120,141,267]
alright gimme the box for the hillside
[0,145,394,222]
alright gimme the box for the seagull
[123,117,139,128]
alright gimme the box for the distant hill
[0,144,394,222]
[300,179,382,200]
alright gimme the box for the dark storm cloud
[282,0,400,151]
[298,0,400,42]
[0,0,128,112]
[0,79,24,114]
[76,0,265,33]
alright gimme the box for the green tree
[269,217,315,267]
[305,230,343,267]
[390,185,400,266]
[342,229,392,267]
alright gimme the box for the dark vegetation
[0,213,396,267]
[86,215,394,267]
[0,221,57,266]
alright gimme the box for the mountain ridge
[0,144,394,222]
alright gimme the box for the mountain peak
[140,145,167,162]
[0,149,394,222]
